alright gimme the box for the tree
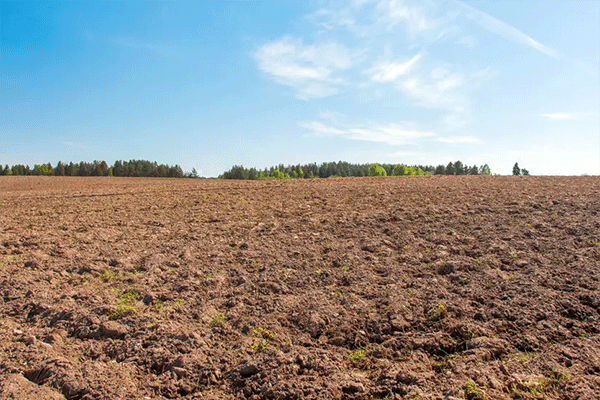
[445,162,455,175]
[434,165,445,175]
[454,161,464,175]
[191,168,198,178]
[512,162,521,176]
[479,164,491,175]
[368,164,387,177]
[32,163,52,176]
[392,164,408,176]
[522,168,529,176]
[4,165,12,175]
[55,161,65,176]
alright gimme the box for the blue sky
[1,0,599,176]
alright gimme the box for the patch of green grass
[508,379,545,399]
[465,381,485,400]
[110,290,140,320]
[100,270,118,282]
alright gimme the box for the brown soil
[1,175,599,400]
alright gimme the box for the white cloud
[368,53,422,82]
[377,0,438,36]
[253,36,357,99]
[437,136,481,144]
[541,112,578,121]
[398,67,466,110]
[453,0,559,59]
[300,119,435,145]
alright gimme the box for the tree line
[0,160,188,178]
[220,161,492,180]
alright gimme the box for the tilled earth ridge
[0,175,599,400]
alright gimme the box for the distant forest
[220,161,491,180]
[0,160,189,178]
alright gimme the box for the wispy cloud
[541,112,578,121]
[300,119,435,146]
[367,53,422,82]
[437,135,481,144]
[453,0,559,59]
[378,0,438,35]
[253,36,358,99]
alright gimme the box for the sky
[1,0,599,176]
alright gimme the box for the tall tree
[512,162,521,176]
[55,161,65,176]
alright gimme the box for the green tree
[522,168,529,176]
[512,162,521,176]
[368,164,387,177]
[55,161,65,176]
[479,164,491,175]
[392,164,408,176]
[32,163,52,176]
[4,165,12,175]
[191,168,198,178]
[445,162,455,175]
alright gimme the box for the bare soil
[1,175,599,400]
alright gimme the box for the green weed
[465,381,485,400]
[211,313,226,326]
[429,303,448,321]
[110,290,140,320]
[348,349,366,363]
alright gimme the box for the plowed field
[1,175,599,400]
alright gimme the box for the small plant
[547,369,571,387]
[429,303,448,321]
[513,253,518,258]
[251,327,273,352]
[251,339,269,351]
[433,362,448,373]
[110,290,140,320]
[100,270,118,282]
[348,348,367,363]
[314,268,324,276]
[342,266,349,273]
[406,289,416,297]
[509,379,545,399]
[465,381,485,400]
[211,313,226,326]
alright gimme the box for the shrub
[368,164,387,177]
